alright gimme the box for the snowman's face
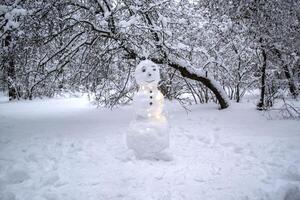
[135,60,160,86]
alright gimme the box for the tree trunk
[235,65,241,103]
[274,48,299,98]
[232,44,241,103]
[257,47,267,110]
[4,33,18,101]
[283,65,298,98]
[167,62,229,109]
[236,83,240,103]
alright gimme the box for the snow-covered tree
[1,0,298,110]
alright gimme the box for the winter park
[1,1,300,200]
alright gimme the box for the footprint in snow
[174,127,190,137]
[0,139,11,145]
[197,135,211,144]
[41,174,60,186]
[178,127,189,133]
[42,192,59,200]
[271,183,300,200]
[197,133,219,147]
[4,170,30,184]
[221,142,244,154]
[283,165,300,182]
[213,127,221,132]
[0,192,16,200]
[184,134,194,140]
[206,118,217,123]
[233,147,244,154]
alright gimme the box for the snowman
[126,60,170,160]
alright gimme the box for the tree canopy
[1,0,299,110]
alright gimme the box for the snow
[0,5,10,16]
[0,96,300,200]
[118,16,138,28]
[10,8,27,16]
[2,7,27,32]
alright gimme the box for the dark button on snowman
[127,60,170,160]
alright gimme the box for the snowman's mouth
[146,80,154,83]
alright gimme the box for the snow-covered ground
[0,96,300,200]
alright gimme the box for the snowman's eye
[142,69,146,72]
[153,68,156,71]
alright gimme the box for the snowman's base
[127,117,170,160]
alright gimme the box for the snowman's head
[135,60,160,86]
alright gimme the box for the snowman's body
[127,60,169,159]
